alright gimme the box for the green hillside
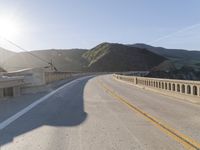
[1,43,167,72]
[83,43,166,72]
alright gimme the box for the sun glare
[0,16,20,39]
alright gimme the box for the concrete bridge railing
[113,74,200,99]
[1,68,90,98]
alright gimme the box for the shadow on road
[0,76,93,147]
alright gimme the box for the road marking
[0,76,93,130]
[98,80,200,150]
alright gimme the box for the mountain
[83,43,166,72]
[3,42,199,73]
[151,60,176,72]
[1,43,166,72]
[0,67,6,72]
[0,47,15,58]
[2,49,88,72]
[0,47,15,72]
[130,43,200,70]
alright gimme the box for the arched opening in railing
[172,84,175,91]
[168,83,171,90]
[193,86,198,96]
[181,84,185,93]
[177,84,180,92]
[159,82,161,88]
[187,85,191,94]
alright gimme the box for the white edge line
[0,75,93,130]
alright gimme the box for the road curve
[0,75,200,150]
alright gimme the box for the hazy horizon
[2,42,200,53]
[0,0,200,52]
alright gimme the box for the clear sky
[0,0,200,52]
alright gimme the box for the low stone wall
[5,68,46,87]
[0,76,24,98]
[45,72,72,84]
[1,68,91,98]
[113,74,200,99]
[5,68,84,86]
[44,72,94,84]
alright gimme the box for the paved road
[0,75,200,150]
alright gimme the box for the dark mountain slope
[83,43,166,72]
[130,43,200,70]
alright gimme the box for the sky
[0,0,200,52]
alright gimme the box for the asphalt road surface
[0,75,200,150]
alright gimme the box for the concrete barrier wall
[44,72,95,84]
[5,68,84,86]
[1,68,94,97]
[5,68,46,87]
[0,76,24,98]
[45,72,72,84]
[113,74,200,99]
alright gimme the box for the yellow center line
[98,80,200,150]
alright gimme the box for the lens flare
[0,16,20,39]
